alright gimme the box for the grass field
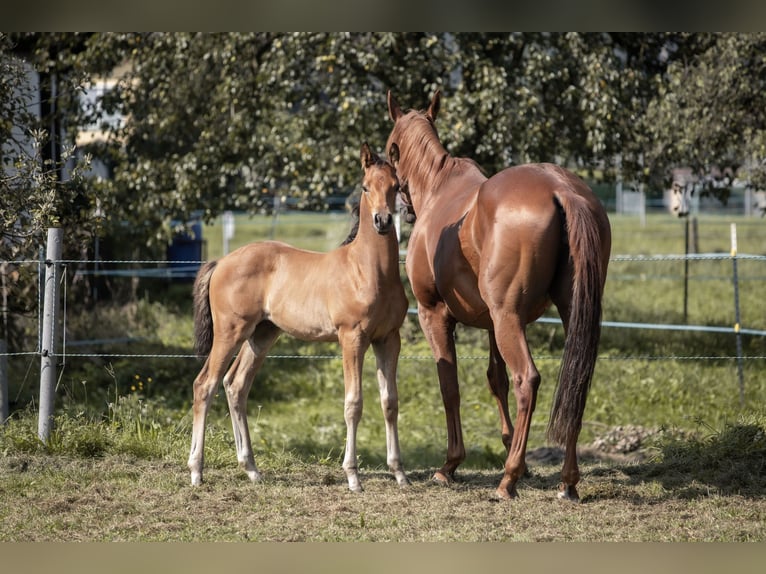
[1,210,765,542]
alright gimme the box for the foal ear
[387,90,403,122]
[427,89,441,122]
[360,142,376,169]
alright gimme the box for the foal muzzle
[373,212,394,234]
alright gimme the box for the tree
[644,33,766,199]
[1,33,97,351]
[7,31,757,261]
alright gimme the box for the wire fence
[3,252,766,362]
[3,241,766,434]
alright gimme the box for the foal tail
[192,260,218,359]
[547,189,610,445]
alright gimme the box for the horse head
[360,142,400,235]
[385,90,445,222]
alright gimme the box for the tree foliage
[3,32,765,259]
[1,33,95,261]
[645,33,766,198]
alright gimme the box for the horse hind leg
[492,318,541,500]
[372,331,409,487]
[223,322,281,483]
[487,330,514,454]
[550,277,582,503]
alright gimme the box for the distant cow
[753,190,766,217]
[670,181,694,217]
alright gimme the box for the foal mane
[340,201,360,246]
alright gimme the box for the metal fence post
[38,228,63,443]
[0,339,7,424]
[730,223,745,407]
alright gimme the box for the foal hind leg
[418,304,464,484]
[372,330,409,487]
[487,330,514,454]
[223,322,281,483]
[188,340,239,486]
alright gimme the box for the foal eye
[362,185,369,193]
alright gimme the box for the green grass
[1,210,766,541]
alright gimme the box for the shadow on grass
[621,423,766,499]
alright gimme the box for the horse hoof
[190,472,202,486]
[431,471,452,486]
[557,485,580,503]
[492,484,518,501]
[348,484,364,494]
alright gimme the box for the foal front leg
[372,331,409,487]
[339,329,367,493]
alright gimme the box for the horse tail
[547,189,610,445]
[192,260,218,359]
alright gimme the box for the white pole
[0,339,7,424]
[38,227,63,443]
[222,211,235,256]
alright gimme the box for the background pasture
[0,210,765,541]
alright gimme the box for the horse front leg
[418,304,464,484]
[372,330,409,487]
[339,328,368,493]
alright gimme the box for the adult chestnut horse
[188,143,409,493]
[386,90,611,502]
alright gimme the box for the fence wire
[2,252,766,363]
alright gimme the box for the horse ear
[361,142,376,169]
[387,90,403,122]
[388,143,400,167]
[427,89,441,122]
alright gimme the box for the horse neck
[400,126,453,213]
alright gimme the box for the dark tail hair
[547,192,610,445]
[192,260,218,359]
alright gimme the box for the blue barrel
[167,219,204,281]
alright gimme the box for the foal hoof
[245,469,263,483]
[394,471,411,488]
[557,484,580,503]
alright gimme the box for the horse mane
[394,112,485,195]
[340,201,360,246]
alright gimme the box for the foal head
[360,142,400,235]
